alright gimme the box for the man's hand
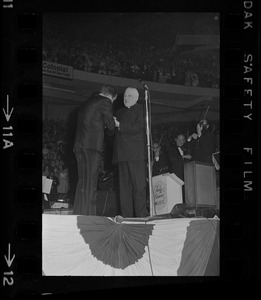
[183,154,192,160]
[197,123,202,136]
[187,133,198,141]
[114,117,120,128]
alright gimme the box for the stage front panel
[42,214,219,276]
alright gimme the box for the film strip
[1,0,260,297]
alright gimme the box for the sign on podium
[152,173,184,215]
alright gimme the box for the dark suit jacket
[74,94,115,153]
[167,144,190,180]
[190,130,215,164]
[152,148,170,176]
[112,103,146,163]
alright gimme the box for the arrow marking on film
[4,243,15,268]
[2,95,14,122]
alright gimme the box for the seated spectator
[57,142,66,161]
[43,164,51,177]
[57,164,70,201]
[184,71,193,86]
[48,169,59,202]
[98,58,107,75]
[130,63,140,77]
[191,73,199,87]
[55,154,63,168]
[43,143,49,157]
[50,159,56,169]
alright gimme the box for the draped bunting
[43,214,219,276]
[177,218,219,276]
[76,216,154,269]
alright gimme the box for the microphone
[138,79,148,89]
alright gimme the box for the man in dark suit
[151,142,170,177]
[187,119,215,165]
[167,134,192,203]
[167,134,192,181]
[112,87,147,218]
[73,85,118,215]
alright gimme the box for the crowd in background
[43,29,219,88]
[42,119,70,203]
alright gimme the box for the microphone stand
[140,81,155,217]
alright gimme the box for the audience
[57,164,70,201]
[42,119,70,203]
[43,29,219,88]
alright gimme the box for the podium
[152,173,184,215]
[184,161,217,208]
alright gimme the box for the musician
[187,119,215,165]
[167,134,192,181]
[151,142,170,176]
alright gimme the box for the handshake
[113,116,120,128]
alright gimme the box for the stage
[42,213,219,276]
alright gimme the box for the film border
[1,0,260,297]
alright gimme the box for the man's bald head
[175,134,186,147]
[124,87,139,108]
